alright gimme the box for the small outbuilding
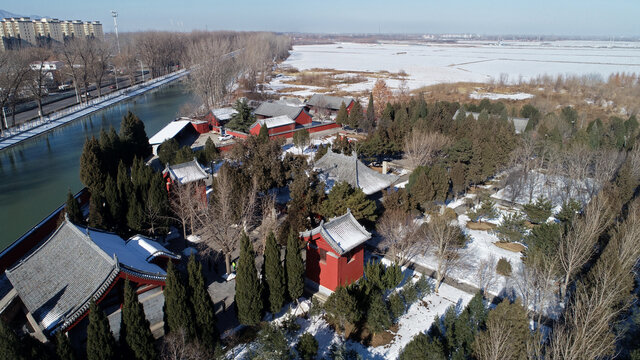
[162,159,209,203]
[300,210,371,292]
[254,102,313,126]
[249,115,296,136]
[148,119,200,156]
[306,94,355,116]
[205,107,238,128]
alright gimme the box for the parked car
[218,134,234,141]
[58,84,72,91]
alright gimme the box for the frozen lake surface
[280,41,640,90]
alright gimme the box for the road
[4,75,146,127]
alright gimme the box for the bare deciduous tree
[403,130,452,170]
[161,328,206,360]
[376,208,422,266]
[169,182,202,239]
[24,47,53,120]
[473,315,512,360]
[422,215,465,292]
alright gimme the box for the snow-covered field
[275,41,640,92]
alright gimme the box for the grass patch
[494,242,526,253]
[466,221,497,231]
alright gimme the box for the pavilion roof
[300,210,371,256]
[163,158,208,185]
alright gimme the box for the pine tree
[164,261,197,338]
[121,280,157,360]
[158,138,179,165]
[348,100,364,129]
[89,193,108,230]
[227,99,255,132]
[398,333,446,360]
[146,173,170,235]
[80,136,106,193]
[55,331,76,360]
[187,255,218,349]
[235,232,263,326]
[102,175,120,230]
[258,123,270,142]
[0,319,22,360]
[324,285,360,336]
[495,213,527,243]
[119,111,150,163]
[366,290,392,335]
[320,181,377,222]
[296,332,319,360]
[264,232,286,314]
[468,200,498,223]
[367,93,375,123]
[522,196,553,224]
[65,190,83,224]
[336,102,349,127]
[86,301,117,360]
[203,137,219,162]
[285,232,305,302]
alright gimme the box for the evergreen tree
[235,232,263,326]
[324,285,361,336]
[119,111,151,162]
[335,102,349,127]
[164,261,197,338]
[367,290,392,335]
[293,129,310,150]
[348,100,364,129]
[0,320,22,360]
[89,193,108,229]
[258,123,270,142]
[226,99,255,132]
[65,190,83,224]
[450,162,467,197]
[296,332,319,360]
[80,136,105,193]
[468,200,498,223]
[320,181,377,222]
[522,196,553,224]
[556,199,582,223]
[264,232,286,314]
[158,138,180,165]
[366,93,375,129]
[494,212,527,243]
[86,301,117,360]
[99,127,122,176]
[388,293,406,321]
[55,331,76,360]
[146,173,170,235]
[102,175,120,230]
[399,333,446,360]
[121,280,157,360]
[173,146,195,165]
[187,255,218,349]
[252,323,290,359]
[285,232,305,302]
[203,137,219,162]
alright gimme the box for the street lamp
[111,10,120,54]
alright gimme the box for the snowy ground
[273,41,640,93]
[469,91,534,100]
[226,268,473,360]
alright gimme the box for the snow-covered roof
[314,151,398,195]
[250,115,295,130]
[148,120,193,145]
[452,109,529,134]
[300,209,371,255]
[211,107,238,121]
[163,159,208,185]
[307,94,354,110]
[5,219,178,334]
[254,102,304,120]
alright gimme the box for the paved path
[0,70,189,151]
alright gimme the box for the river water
[0,82,195,250]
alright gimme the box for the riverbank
[0,69,189,151]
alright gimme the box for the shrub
[494,212,527,243]
[496,257,512,276]
[296,332,319,360]
[468,200,498,223]
[388,292,406,321]
[443,207,458,222]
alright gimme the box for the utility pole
[111,10,120,54]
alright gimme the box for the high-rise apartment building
[0,17,103,51]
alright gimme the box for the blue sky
[8,0,640,36]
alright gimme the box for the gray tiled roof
[300,210,371,255]
[254,102,304,120]
[307,94,354,110]
[314,151,398,195]
[6,221,118,332]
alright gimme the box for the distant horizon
[4,0,640,37]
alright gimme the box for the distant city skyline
[6,0,640,37]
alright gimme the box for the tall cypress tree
[55,331,76,360]
[121,280,157,360]
[88,193,108,230]
[366,290,391,335]
[285,232,304,302]
[335,102,349,127]
[102,175,120,230]
[348,100,364,129]
[119,111,151,163]
[0,319,22,360]
[65,190,83,224]
[80,137,105,193]
[146,173,170,235]
[264,232,285,314]
[164,261,197,338]
[187,255,218,349]
[86,301,118,360]
[235,232,263,326]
